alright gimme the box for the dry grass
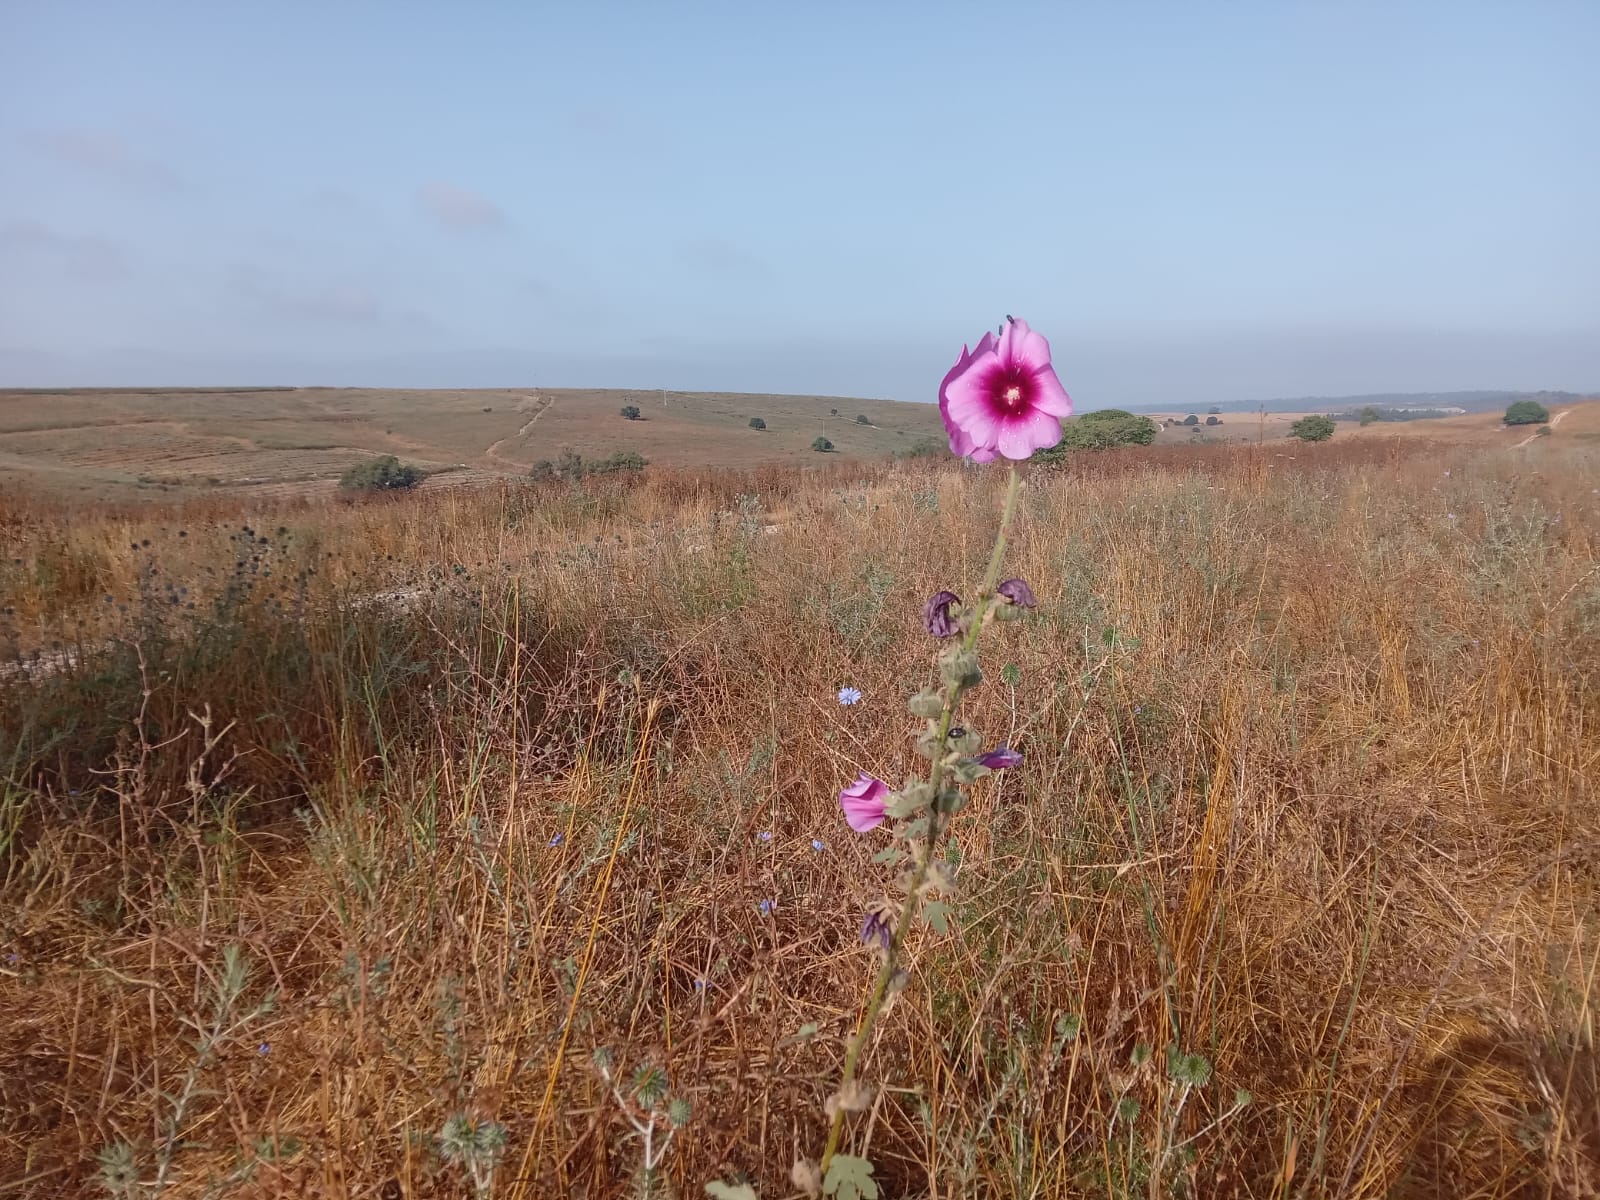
[2,436,1597,1198]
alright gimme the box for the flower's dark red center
[990,368,1033,414]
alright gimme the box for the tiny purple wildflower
[548,833,564,847]
[811,838,825,852]
[997,578,1037,608]
[923,590,962,638]
[837,686,863,706]
[976,746,1023,770]
[759,898,776,916]
[757,830,773,843]
[693,978,707,992]
[257,1042,271,1056]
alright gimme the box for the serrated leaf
[921,900,953,935]
[822,1154,879,1200]
[705,1183,759,1200]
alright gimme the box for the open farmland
[0,386,950,500]
[2,427,1597,1198]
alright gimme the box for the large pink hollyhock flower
[839,773,890,832]
[939,318,1072,461]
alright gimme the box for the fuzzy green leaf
[921,900,953,935]
[822,1154,879,1200]
[705,1183,759,1200]
[907,689,944,719]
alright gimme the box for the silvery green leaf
[938,647,981,691]
[822,1154,879,1200]
[907,688,944,719]
[932,787,966,814]
[921,900,953,935]
[947,759,989,786]
[870,845,905,865]
[885,782,932,818]
[897,817,929,842]
[705,1184,759,1200]
[951,727,983,754]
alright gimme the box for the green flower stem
[820,464,1023,1174]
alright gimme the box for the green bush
[1205,415,1221,426]
[620,405,642,421]
[748,417,766,430]
[1182,414,1200,426]
[530,449,646,481]
[1033,410,1158,460]
[896,435,947,459]
[855,414,871,425]
[338,455,424,492]
[812,437,834,453]
[1536,423,1553,437]
[1288,414,1336,442]
[1504,399,1550,426]
[1358,405,1380,426]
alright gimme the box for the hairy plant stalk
[820,465,1023,1173]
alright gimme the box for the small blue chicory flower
[757,830,773,843]
[548,833,564,847]
[838,686,863,706]
[759,899,776,916]
[811,838,825,852]
[257,1043,271,1056]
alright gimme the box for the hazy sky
[2,1,1596,407]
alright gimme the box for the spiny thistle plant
[710,318,1075,1198]
[595,1047,694,1199]
[436,1112,510,1198]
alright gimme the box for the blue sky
[1,1,1596,406]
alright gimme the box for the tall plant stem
[820,464,1023,1174]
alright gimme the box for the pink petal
[839,774,888,833]
[996,407,1064,460]
[1028,366,1073,418]
[997,318,1052,376]
[943,357,1006,453]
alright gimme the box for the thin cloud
[417,182,507,231]
[226,263,381,324]
[23,127,182,189]
[679,237,770,280]
[0,220,130,281]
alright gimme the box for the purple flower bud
[922,590,962,638]
[976,746,1023,770]
[859,907,894,951]
[996,578,1037,608]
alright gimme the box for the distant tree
[829,408,839,416]
[748,417,766,430]
[855,414,871,425]
[1033,410,1158,461]
[588,449,648,474]
[812,436,834,452]
[1536,423,1553,437]
[1182,414,1200,427]
[897,435,947,459]
[1358,405,1381,425]
[339,455,424,492]
[1504,399,1550,426]
[620,404,642,421]
[1289,414,1336,442]
[1207,405,1222,415]
[1205,415,1221,426]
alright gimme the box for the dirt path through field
[483,393,551,469]
[1512,408,1570,448]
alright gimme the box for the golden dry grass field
[1,407,1598,1198]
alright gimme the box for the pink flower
[939,318,1072,462]
[839,773,890,832]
